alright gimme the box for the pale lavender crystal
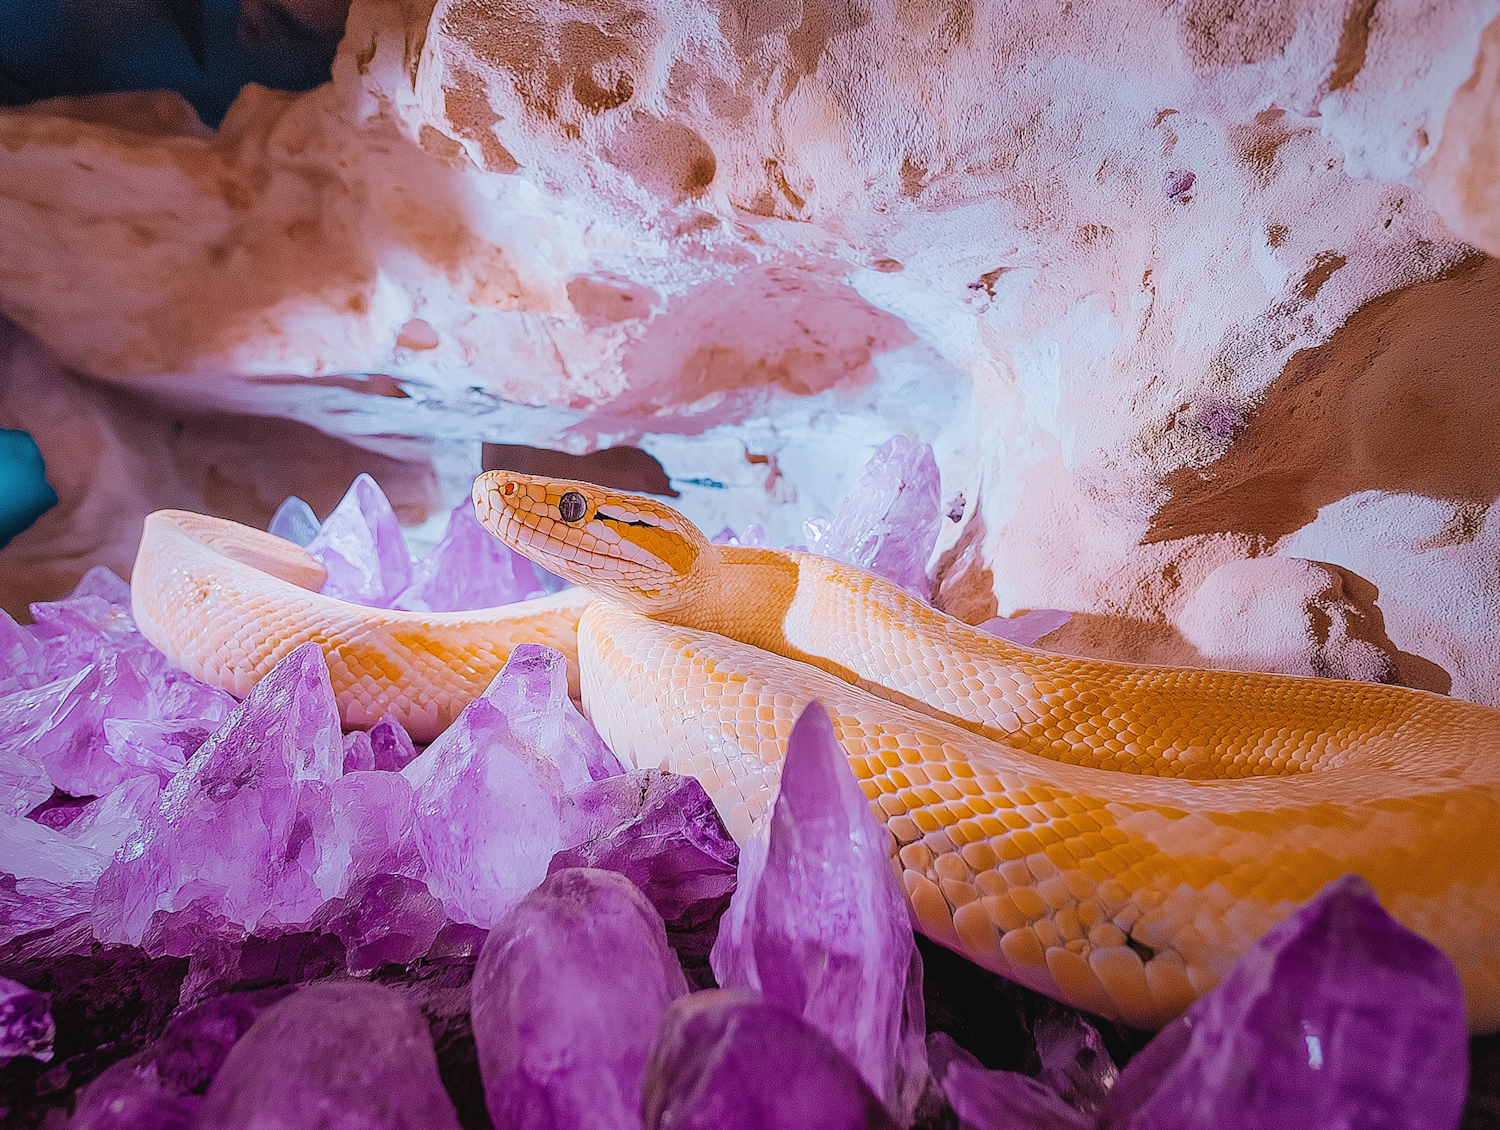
[91,642,343,945]
[710,525,771,548]
[551,769,738,980]
[641,989,899,1130]
[29,654,156,797]
[311,872,450,975]
[342,728,375,773]
[824,434,942,595]
[403,655,571,928]
[710,701,927,1120]
[485,644,622,786]
[62,775,161,860]
[306,472,413,607]
[0,607,45,695]
[29,589,163,683]
[0,812,107,885]
[393,496,544,612]
[472,868,688,1130]
[0,975,53,1065]
[313,769,423,899]
[103,718,217,782]
[0,873,94,944]
[1105,874,1468,1130]
[71,564,134,604]
[369,712,419,772]
[267,495,320,546]
[197,982,461,1130]
[926,1030,1097,1130]
[979,609,1073,648]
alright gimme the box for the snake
[131,478,1500,1033]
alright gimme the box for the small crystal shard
[1105,874,1468,1130]
[942,1055,1093,1130]
[368,712,419,772]
[0,607,45,696]
[403,658,569,928]
[710,701,927,1120]
[393,496,544,612]
[551,769,738,983]
[313,769,423,899]
[311,872,449,975]
[62,775,161,861]
[31,654,157,797]
[824,434,942,595]
[103,718,217,782]
[196,981,461,1130]
[341,729,375,773]
[978,609,1073,647]
[483,644,622,786]
[268,495,320,546]
[471,868,689,1130]
[0,975,54,1065]
[91,642,343,945]
[306,473,413,607]
[642,989,900,1130]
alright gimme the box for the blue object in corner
[0,427,58,549]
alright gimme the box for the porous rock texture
[1,0,1499,702]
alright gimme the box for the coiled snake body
[132,477,1500,1032]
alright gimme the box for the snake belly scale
[133,481,1500,1033]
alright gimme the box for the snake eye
[558,491,587,524]
[502,481,517,497]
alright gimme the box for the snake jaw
[473,470,717,614]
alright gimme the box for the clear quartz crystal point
[306,473,413,607]
[824,434,942,595]
[267,495,320,546]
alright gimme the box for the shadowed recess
[0,427,57,549]
[483,442,679,497]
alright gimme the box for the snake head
[473,470,714,613]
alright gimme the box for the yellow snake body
[131,482,1500,1032]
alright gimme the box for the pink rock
[393,496,544,612]
[402,657,569,928]
[313,769,423,900]
[485,644,622,786]
[91,642,343,945]
[551,769,738,984]
[196,982,461,1130]
[978,609,1073,648]
[1104,874,1467,1130]
[641,989,899,1130]
[824,435,942,596]
[311,872,450,976]
[471,868,688,1130]
[0,975,53,1066]
[710,701,927,1121]
[306,472,413,607]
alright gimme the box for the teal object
[0,428,58,549]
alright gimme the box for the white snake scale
[131,476,1500,1032]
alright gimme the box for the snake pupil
[558,491,587,524]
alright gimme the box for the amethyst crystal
[103,718,217,783]
[31,655,157,797]
[368,712,419,772]
[306,472,413,607]
[0,812,108,885]
[641,989,900,1130]
[341,728,375,773]
[471,868,689,1130]
[62,775,161,860]
[0,975,53,1065]
[0,607,45,695]
[268,495,320,546]
[313,769,423,899]
[91,642,343,945]
[978,609,1072,648]
[393,496,544,612]
[68,1055,203,1130]
[311,872,449,975]
[1105,874,1468,1130]
[942,1055,1092,1130]
[403,655,571,928]
[551,769,738,980]
[0,873,94,944]
[486,644,622,785]
[196,982,461,1130]
[824,434,942,595]
[710,701,927,1120]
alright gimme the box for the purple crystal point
[91,642,343,945]
[402,668,568,928]
[642,989,900,1130]
[825,434,942,595]
[63,774,161,860]
[314,769,423,899]
[393,496,543,612]
[267,495,320,546]
[941,1057,1092,1130]
[311,872,449,974]
[978,609,1073,648]
[472,867,688,1130]
[551,769,738,983]
[368,712,419,772]
[28,587,162,683]
[306,472,413,607]
[486,643,622,786]
[710,701,927,1120]
[0,975,54,1066]
[197,982,461,1130]
[0,607,45,695]
[341,728,375,773]
[31,653,157,797]
[1,811,108,884]
[0,873,95,944]
[1105,874,1468,1130]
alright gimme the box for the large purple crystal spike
[642,989,900,1130]
[196,982,461,1130]
[1105,874,1468,1130]
[91,642,343,945]
[394,496,544,612]
[306,472,413,607]
[472,868,689,1130]
[825,434,942,596]
[485,644,622,785]
[710,701,927,1121]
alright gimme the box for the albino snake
[131,475,1500,1032]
